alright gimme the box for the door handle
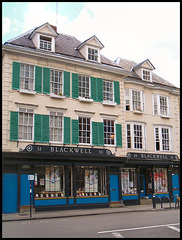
[111,189,116,191]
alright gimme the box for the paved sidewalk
[2,202,179,222]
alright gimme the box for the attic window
[88,47,98,62]
[143,70,151,81]
[40,36,52,51]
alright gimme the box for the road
[2,209,180,238]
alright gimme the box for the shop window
[76,166,107,196]
[154,168,168,193]
[34,166,65,198]
[121,168,137,194]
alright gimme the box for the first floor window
[104,119,115,145]
[125,89,144,112]
[50,69,63,95]
[76,166,107,196]
[79,117,91,144]
[121,168,137,194]
[34,165,65,198]
[18,108,34,140]
[20,63,34,91]
[49,112,63,142]
[153,94,170,116]
[154,168,168,193]
[155,126,172,151]
[126,123,146,150]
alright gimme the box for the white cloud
[2,18,11,35]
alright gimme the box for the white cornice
[2,44,129,77]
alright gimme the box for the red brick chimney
[50,25,57,33]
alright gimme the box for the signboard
[21,145,113,156]
[127,152,179,161]
[28,175,34,181]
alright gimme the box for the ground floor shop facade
[2,145,180,213]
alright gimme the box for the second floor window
[103,80,113,102]
[18,108,34,140]
[49,112,63,143]
[50,70,63,95]
[79,117,91,144]
[125,89,144,112]
[20,63,34,91]
[153,94,170,116]
[79,75,90,98]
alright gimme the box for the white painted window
[154,126,172,151]
[40,36,52,51]
[125,89,144,112]
[142,69,151,81]
[104,119,115,145]
[50,69,63,95]
[49,111,63,143]
[103,80,114,102]
[79,117,91,144]
[20,63,35,91]
[88,47,98,62]
[152,94,170,117]
[79,75,90,98]
[126,122,146,150]
[18,108,34,140]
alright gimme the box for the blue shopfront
[2,147,180,213]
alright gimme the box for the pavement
[2,202,180,222]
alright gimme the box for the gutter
[2,44,130,77]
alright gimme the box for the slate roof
[4,24,178,89]
[4,29,121,69]
[115,57,177,88]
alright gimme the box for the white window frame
[78,74,91,99]
[20,63,35,94]
[39,35,52,51]
[50,69,64,96]
[103,79,114,102]
[125,89,144,113]
[18,108,34,141]
[87,46,100,62]
[78,116,91,145]
[142,69,151,81]
[152,94,170,117]
[154,126,172,152]
[126,122,146,150]
[49,111,63,143]
[103,119,115,146]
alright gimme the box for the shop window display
[154,168,168,193]
[76,166,107,196]
[121,168,137,194]
[34,165,65,198]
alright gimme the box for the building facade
[2,23,180,213]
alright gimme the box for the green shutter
[91,77,97,101]
[72,119,79,145]
[114,81,120,105]
[92,122,98,145]
[116,124,122,147]
[43,67,50,94]
[34,114,42,142]
[63,71,70,97]
[12,62,20,90]
[35,66,42,93]
[97,78,103,102]
[10,111,18,141]
[72,73,79,98]
[42,115,49,143]
[98,122,104,145]
[92,122,104,146]
[64,117,70,144]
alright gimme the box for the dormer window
[88,47,98,62]
[40,36,52,51]
[143,70,151,81]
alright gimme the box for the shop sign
[127,152,179,161]
[21,144,113,156]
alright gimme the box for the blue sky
[2,2,180,88]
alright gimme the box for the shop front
[2,146,179,213]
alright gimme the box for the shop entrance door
[110,175,119,202]
[140,174,145,198]
[2,173,18,213]
[172,174,180,200]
